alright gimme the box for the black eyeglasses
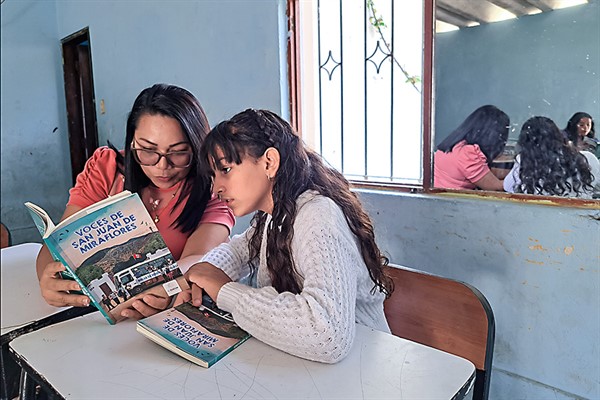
[131,141,193,168]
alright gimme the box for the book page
[24,202,54,237]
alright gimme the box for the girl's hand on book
[185,262,232,306]
[39,261,90,307]
[173,289,192,306]
[120,294,171,320]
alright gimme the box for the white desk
[10,311,475,400]
[1,242,97,399]
[1,243,62,398]
[0,243,66,336]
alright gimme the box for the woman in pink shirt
[434,105,510,191]
[36,84,234,319]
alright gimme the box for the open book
[25,191,189,324]
[137,295,251,368]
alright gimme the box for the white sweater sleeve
[581,150,600,195]
[201,227,253,283]
[216,196,364,364]
[503,155,521,193]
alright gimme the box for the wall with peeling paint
[358,190,600,399]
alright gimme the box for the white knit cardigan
[202,190,390,364]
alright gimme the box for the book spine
[45,236,116,325]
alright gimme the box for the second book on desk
[137,297,251,368]
[24,191,188,325]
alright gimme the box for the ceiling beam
[521,0,553,12]
[486,0,538,16]
[435,7,473,27]
[434,0,565,30]
[436,0,489,24]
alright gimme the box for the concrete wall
[359,190,600,399]
[435,0,600,144]
[1,0,286,244]
[2,1,599,399]
[1,1,70,243]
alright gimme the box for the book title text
[71,211,138,254]
[163,316,219,348]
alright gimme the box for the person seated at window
[504,116,599,198]
[177,109,394,364]
[563,112,597,155]
[434,105,509,191]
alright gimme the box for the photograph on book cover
[177,301,246,339]
[50,197,184,322]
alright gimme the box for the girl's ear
[263,147,280,179]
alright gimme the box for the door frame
[61,27,99,184]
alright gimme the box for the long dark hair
[109,83,212,233]
[437,105,510,162]
[516,116,593,196]
[564,112,595,145]
[200,109,393,297]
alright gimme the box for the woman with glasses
[36,84,235,319]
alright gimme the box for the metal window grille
[300,0,424,185]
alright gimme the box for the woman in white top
[504,116,598,198]
[176,109,393,363]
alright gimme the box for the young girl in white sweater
[176,109,393,363]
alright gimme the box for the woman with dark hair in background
[434,105,510,191]
[563,112,597,154]
[36,83,234,319]
[504,116,599,198]
[176,108,393,363]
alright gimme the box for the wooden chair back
[0,222,10,249]
[384,265,495,400]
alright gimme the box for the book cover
[137,296,251,368]
[24,191,189,325]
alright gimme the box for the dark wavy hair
[109,83,212,233]
[516,116,593,196]
[200,109,393,297]
[437,105,510,162]
[564,112,595,145]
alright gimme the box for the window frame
[287,0,433,192]
[286,0,600,209]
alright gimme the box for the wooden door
[61,27,99,184]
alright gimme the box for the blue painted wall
[1,1,71,242]
[1,1,599,399]
[435,0,600,144]
[1,0,286,244]
[360,190,599,399]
